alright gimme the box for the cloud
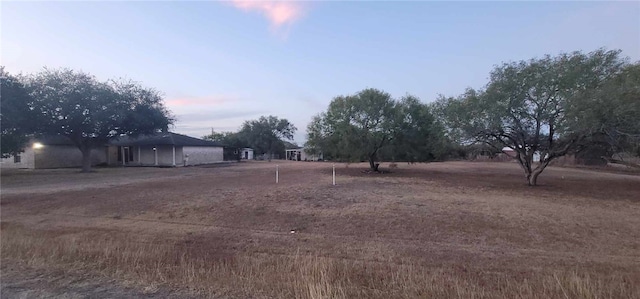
[165,95,239,107]
[229,0,306,29]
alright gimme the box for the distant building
[0,132,224,169]
[109,132,224,167]
[285,147,323,161]
[240,148,254,160]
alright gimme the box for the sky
[2,1,639,144]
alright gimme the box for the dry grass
[2,224,637,299]
[2,161,640,298]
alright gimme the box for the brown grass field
[1,161,639,298]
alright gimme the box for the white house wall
[154,145,182,166]
[137,145,160,166]
[301,151,323,161]
[0,147,36,169]
[241,148,254,160]
[183,146,223,165]
[137,145,182,166]
[106,146,118,165]
[106,145,183,166]
[34,145,106,169]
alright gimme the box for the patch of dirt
[2,161,639,297]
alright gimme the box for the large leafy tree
[438,49,631,185]
[306,88,443,171]
[27,68,173,172]
[239,115,296,160]
[571,62,640,164]
[1,68,35,157]
[307,89,395,171]
[387,95,446,163]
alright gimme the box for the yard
[1,161,639,298]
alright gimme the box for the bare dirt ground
[1,161,639,298]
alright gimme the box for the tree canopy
[238,115,296,160]
[25,68,173,172]
[436,49,636,185]
[0,68,35,158]
[306,88,444,171]
[570,62,640,161]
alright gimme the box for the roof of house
[111,132,224,147]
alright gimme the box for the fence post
[332,164,336,186]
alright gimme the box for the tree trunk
[368,157,380,172]
[528,161,550,186]
[528,171,541,186]
[516,154,533,184]
[80,147,92,173]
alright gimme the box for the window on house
[14,154,21,163]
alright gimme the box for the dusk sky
[2,1,639,144]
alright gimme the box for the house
[1,132,225,170]
[240,148,254,160]
[0,136,106,169]
[108,132,224,167]
[498,147,545,162]
[285,147,323,161]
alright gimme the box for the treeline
[305,49,640,185]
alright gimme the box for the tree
[438,49,631,185]
[239,116,296,160]
[1,68,35,158]
[27,68,173,172]
[306,88,444,171]
[202,130,231,143]
[432,89,484,147]
[571,62,640,164]
[387,95,446,163]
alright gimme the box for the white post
[172,146,176,166]
[332,164,336,186]
[154,147,158,166]
[276,165,279,184]
[121,146,125,166]
[138,146,141,165]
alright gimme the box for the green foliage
[202,130,231,143]
[238,115,296,160]
[385,95,447,162]
[570,62,640,158]
[0,68,35,158]
[437,49,634,185]
[306,88,445,170]
[27,68,173,171]
[432,89,485,146]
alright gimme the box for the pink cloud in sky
[229,0,306,28]
[165,95,238,107]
